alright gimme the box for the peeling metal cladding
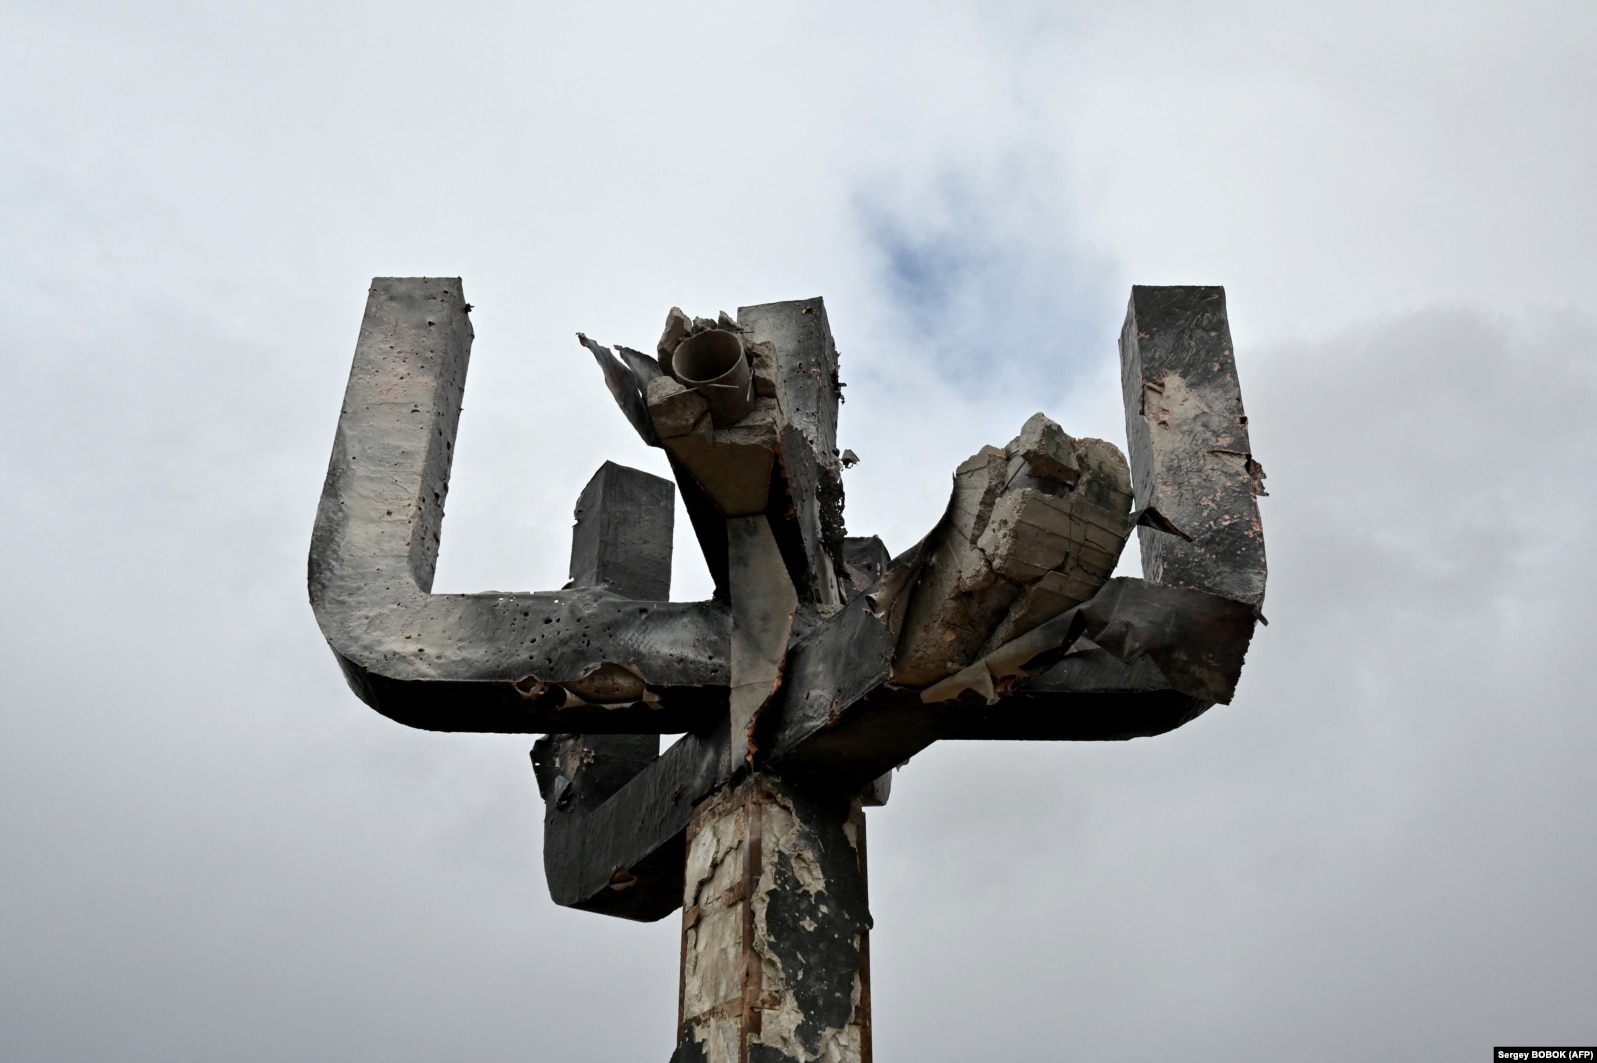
[973,630,1217,740]
[1120,285,1268,610]
[765,597,895,765]
[309,278,732,734]
[579,333,661,446]
[1075,578,1256,704]
[761,577,1250,782]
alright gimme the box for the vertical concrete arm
[1120,286,1268,609]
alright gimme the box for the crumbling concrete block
[658,306,694,366]
[891,447,1019,687]
[891,415,1134,687]
[651,393,782,517]
[646,376,709,439]
[1008,411,1080,485]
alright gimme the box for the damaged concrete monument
[309,279,1267,1063]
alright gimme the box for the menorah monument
[309,279,1267,1062]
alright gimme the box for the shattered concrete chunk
[647,376,711,438]
[891,414,1133,687]
[1009,411,1079,485]
[745,339,780,398]
[658,397,781,517]
[892,447,1020,686]
[659,306,694,368]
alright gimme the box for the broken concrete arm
[890,414,1134,687]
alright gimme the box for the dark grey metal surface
[540,728,732,921]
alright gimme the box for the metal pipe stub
[671,328,752,426]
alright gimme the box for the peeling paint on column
[676,775,871,1063]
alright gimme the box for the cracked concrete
[892,413,1134,687]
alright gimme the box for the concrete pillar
[673,773,872,1063]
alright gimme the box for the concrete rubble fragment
[890,413,1135,688]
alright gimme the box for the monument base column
[672,772,872,1063]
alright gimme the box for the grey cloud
[3,1,1594,1060]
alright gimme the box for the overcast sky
[3,1,1594,1059]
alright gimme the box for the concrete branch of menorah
[308,280,1267,1063]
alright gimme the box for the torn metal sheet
[1076,577,1257,704]
[578,332,660,447]
[616,344,665,387]
[920,577,1257,707]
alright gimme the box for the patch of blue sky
[855,178,1121,403]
